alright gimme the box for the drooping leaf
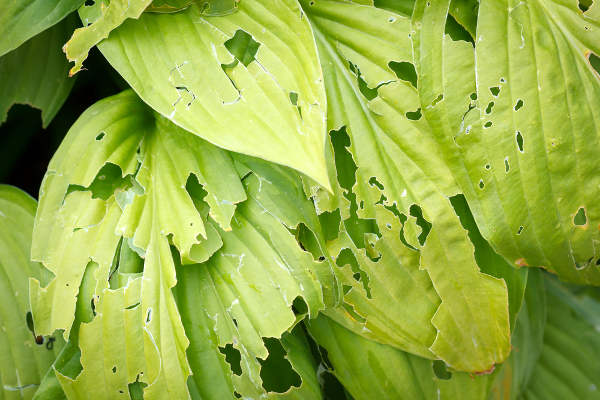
[0,14,77,127]
[0,0,83,57]
[95,0,331,188]
[302,0,510,373]
[307,315,494,400]
[0,185,60,398]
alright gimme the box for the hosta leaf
[0,14,77,128]
[146,0,238,14]
[302,0,510,372]
[490,269,546,400]
[96,0,330,188]
[30,90,246,399]
[307,315,494,400]
[0,185,59,398]
[454,0,600,284]
[65,0,153,75]
[492,273,600,399]
[0,0,83,57]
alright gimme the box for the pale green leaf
[30,90,246,399]
[453,0,600,284]
[95,0,331,188]
[65,0,153,75]
[0,0,83,57]
[302,0,510,372]
[0,15,77,127]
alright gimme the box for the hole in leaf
[112,366,117,373]
[318,209,341,241]
[348,61,382,100]
[445,13,474,44]
[410,204,432,246]
[224,30,260,67]
[388,61,418,89]
[259,338,301,393]
[517,226,524,235]
[289,91,298,106]
[574,207,587,226]
[579,0,593,11]
[219,344,242,375]
[406,108,422,120]
[589,52,600,75]
[95,132,105,141]
[485,102,494,114]
[514,99,524,111]
[369,176,384,190]
[431,94,444,107]
[336,248,371,298]
[146,308,152,323]
[292,296,308,316]
[470,92,477,100]
[433,360,452,380]
[128,375,147,400]
[66,163,134,201]
[484,121,493,128]
[490,86,500,97]
[505,158,510,172]
[485,164,491,170]
[516,131,524,152]
[84,0,95,5]
[479,180,484,189]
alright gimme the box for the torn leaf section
[65,0,153,75]
[31,90,246,399]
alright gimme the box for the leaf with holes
[93,0,330,189]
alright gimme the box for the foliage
[0,0,599,399]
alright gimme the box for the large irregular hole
[224,30,260,67]
[336,248,371,298]
[410,204,432,246]
[574,207,587,226]
[291,296,308,316]
[318,209,341,241]
[259,338,301,393]
[445,14,474,44]
[66,163,135,201]
[388,61,418,89]
[219,344,242,375]
[128,375,147,400]
[330,127,380,251]
[348,61,384,100]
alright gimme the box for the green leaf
[65,0,153,75]
[146,0,239,15]
[454,0,600,284]
[0,14,77,127]
[0,0,83,57]
[492,272,600,399]
[95,0,331,189]
[302,0,510,372]
[30,90,246,399]
[0,185,60,398]
[306,315,494,400]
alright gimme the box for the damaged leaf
[95,0,331,189]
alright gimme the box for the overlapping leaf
[307,315,494,400]
[0,0,83,56]
[301,0,511,373]
[0,185,60,398]
[0,15,77,128]
[447,0,600,284]
[95,0,330,188]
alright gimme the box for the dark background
[0,47,127,199]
